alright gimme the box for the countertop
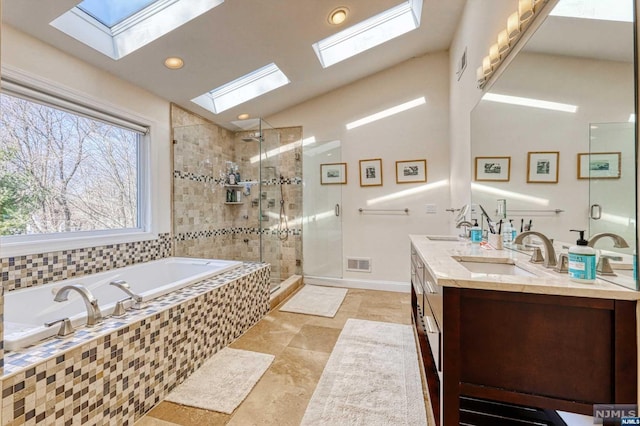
[410,234,640,301]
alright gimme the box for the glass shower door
[587,122,636,289]
[303,139,343,278]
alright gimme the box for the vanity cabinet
[443,287,637,424]
[410,244,442,425]
[409,238,638,425]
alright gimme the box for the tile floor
[135,287,432,426]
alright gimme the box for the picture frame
[527,151,559,183]
[359,158,383,187]
[577,152,621,179]
[474,156,511,182]
[396,159,427,184]
[320,163,347,185]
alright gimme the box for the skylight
[77,0,158,28]
[550,0,633,23]
[312,0,423,68]
[191,63,290,114]
[50,0,224,60]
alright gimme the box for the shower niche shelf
[224,202,244,205]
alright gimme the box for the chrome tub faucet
[53,284,103,326]
[109,280,144,309]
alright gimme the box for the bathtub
[4,257,243,351]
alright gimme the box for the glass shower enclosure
[172,118,293,293]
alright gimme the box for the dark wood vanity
[410,238,639,425]
[443,288,637,424]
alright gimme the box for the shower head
[241,132,262,142]
[242,137,262,142]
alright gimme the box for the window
[0,89,146,240]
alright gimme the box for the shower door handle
[590,204,602,220]
[335,204,340,217]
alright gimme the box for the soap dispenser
[568,230,596,283]
[470,219,482,244]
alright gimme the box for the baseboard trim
[303,276,409,293]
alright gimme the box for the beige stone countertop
[410,234,640,301]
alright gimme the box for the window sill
[0,231,160,258]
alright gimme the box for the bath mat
[301,319,428,426]
[279,285,348,317]
[165,347,274,414]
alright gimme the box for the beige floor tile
[286,324,342,353]
[227,348,330,426]
[134,416,181,426]
[136,288,418,426]
[145,402,230,426]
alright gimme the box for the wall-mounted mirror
[470,0,637,290]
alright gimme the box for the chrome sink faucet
[587,233,629,276]
[109,280,144,309]
[587,232,630,249]
[456,220,473,238]
[53,284,103,326]
[513,231,557,268]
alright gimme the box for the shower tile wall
[171,106,303,281]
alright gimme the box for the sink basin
[426,235,460,241]
[455,258,538,277]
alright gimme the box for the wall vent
[456,47,467,81]
[346,257,371,272]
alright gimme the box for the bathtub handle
[45,318,74,337]
[112,297,131,317]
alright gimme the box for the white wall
[449,0,518,226]
[1,25,172,241]
[268,52,451,285]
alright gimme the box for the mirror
[470,0,637,289]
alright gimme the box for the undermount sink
[455,257,538,277]
[426,235,460,241]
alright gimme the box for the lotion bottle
[568,230,596,283]
[470,219,482,244]
[502,221,513,245]
[510,219,517,241]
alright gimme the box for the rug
[165,347,274,414]
[301,319,428,425]
[279,285,348,317]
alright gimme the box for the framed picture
[320,163,347,185]
[396,159,427,184]
[359,158,383,187]
[577,152,621,179]
[474,156,511,182]
[527,151,559,183]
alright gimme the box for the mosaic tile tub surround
[1,233,172,291]
[0,263,270,425]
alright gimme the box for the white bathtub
[4,257,243,351]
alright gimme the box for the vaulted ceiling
[2,0,467,129]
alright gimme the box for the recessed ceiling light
[164,57,184,69]
[238,113,250,120]
[329,7,349,25]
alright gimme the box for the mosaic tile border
[1,233,172,292]
[174,228,302,242]
[0,263,270,425]
[173,170,302,186]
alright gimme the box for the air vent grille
[346,257,371,272]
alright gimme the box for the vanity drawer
[422,262,443,330]
[422,295,441,372]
